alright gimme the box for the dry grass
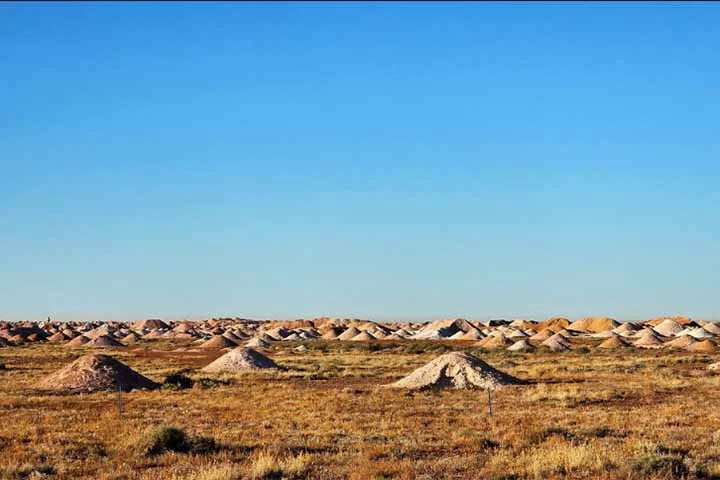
[1,341,720,479]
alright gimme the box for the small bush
[63,440,107,459]
[137,426,189,456]
[162,372,195,390]
[478,438,500,449]
[0,363,6,370]
[631,454,688,478]
[250,452,310,479]
[194,377,232,389]
[580,426,615,438]
[3,463,56,479]
[187,436,219,455]
[527,426,575,445]
[136,426,220,457]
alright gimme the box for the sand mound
[541,333,571,352]
[646,316,694,327]
[507,339,535,352]
[389,352,521,390]
[530,329,554,342]
[537,317,570,331]
[477,333,512,349]
[65,335,90,348]
[350,331,376,341]
[47,332,70,343]
[85,334,125,348]
[199,335,238,350]
[688,327,714,339]
[704,323,720,335]
[337,327,361,341]
[36,354,158,393]
[132,318,170,331]
[121,331,142,344]
[613,323,640,337]
[664,335,696,350]
[653,319,684,337]
[596,335,631,350]
[245,337,271,348]
[686,339,717,353]
[202,347,281,373]
[321,327,344,340]
[633,329,665,348]
[567,317,618,333]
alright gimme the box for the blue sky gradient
[2,2,719,321]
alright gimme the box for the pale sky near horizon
[2,2,719,322]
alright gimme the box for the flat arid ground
[2,341,720,480]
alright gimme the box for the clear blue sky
[2,2,719,322]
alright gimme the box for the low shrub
[250,451,310,479]
[631,454,688,478]
[135,426,220,457]
[3,463,56,479]
[162,372,195,390]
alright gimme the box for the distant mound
[596,335,631,350]
[507,339,535,352]
[132,318,170,331]
[537,317,570,332]
[567,317,619,333]
[85,334,125,348]
[245,337,271,348]
[389,352,521,390]
[199,335,238,350]
[36,354,158,393]
[202,347,282,373]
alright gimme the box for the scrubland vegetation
[1,341,720,479]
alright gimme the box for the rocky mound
[389,352,521,390]
[35,354,158,393]
[201,347,282,373]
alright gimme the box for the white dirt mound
[202,347,282,373]
[389,352,521,390]
[35,354,158,393]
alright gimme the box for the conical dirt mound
[36,354,158,393]
[85,334,125,348]
[202,347,282,373]
[199,335,238,350]
[245,337,271,348]
[686,339,717,353]
[65,335,90,348]
[596,335,631,350]
[389,352,521,390]
[507,339,535,352]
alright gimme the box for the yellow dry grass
[1,340,719,479]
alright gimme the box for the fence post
[487,388,494,417]
[117,385,123,418]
